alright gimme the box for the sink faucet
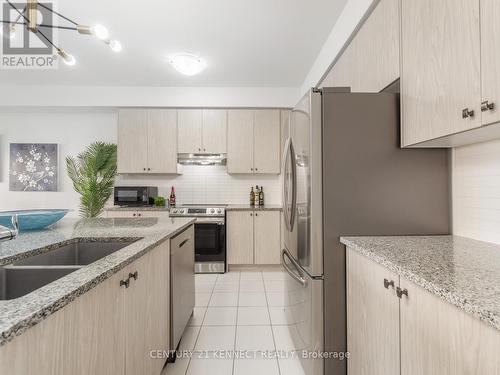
[0,215,19,242]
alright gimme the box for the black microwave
[114,186,158,206]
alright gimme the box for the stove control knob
[217,209,222,214]
[172,209,178,214]
[210,209,215,214]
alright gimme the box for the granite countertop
[226,204,282,211]
[0,217,194,346]
[105,205,170,211]
[340,235,500,331]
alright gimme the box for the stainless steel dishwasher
[170,224,195,350]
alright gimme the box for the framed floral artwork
[9,143,58,192]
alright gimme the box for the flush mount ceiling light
[169,53,207,76]
[0,0,122,66]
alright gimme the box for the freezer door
[282,248,324,375]
[290,90,323,277]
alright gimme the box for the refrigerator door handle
[281,248,308,288]
[282,138,297,232]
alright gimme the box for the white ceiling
[0,0,347,87]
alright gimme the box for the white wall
[0,111,117,214]
[453,139,500,244]
[116,167,280,206]
[0,85,300,109]
[0,110,280,215]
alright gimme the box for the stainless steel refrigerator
[281,88,450,375]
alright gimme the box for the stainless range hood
[177,153,227,166]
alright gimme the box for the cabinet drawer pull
[120,278,130,288]
[129,271,138,281]
[383,278,394,289]
[481,101,495,112]
[179,238,190,248]
[396,287,408,299]
[462,108,475,119]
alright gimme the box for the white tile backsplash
[115,165,281,205]
[453,138,500,244]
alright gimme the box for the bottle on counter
[250,187,255,206]
[259,186,264,206]
[255,185,260,207]
[169,186,176,207]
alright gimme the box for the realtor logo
[1,1,58,69]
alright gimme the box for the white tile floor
[162,269,305,375]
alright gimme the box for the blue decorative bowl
[0,209,71,231]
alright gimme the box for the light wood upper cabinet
[321,46,352,88]
[320,0,399,92]
[227,109,281,174]
[400,279,500,375]
[227,210,254,264]
[480,0,500,126]
[401,0,481,146]
[202,109,227,153]
[178,109,203,153]
[118,109,179,174]
[254,110,281,174]
[178,109,227,154]
[118,109,148,174]
[254,211,281,265]
[148,109,178,173]
[227,110,254,174]
[347,248,400,375]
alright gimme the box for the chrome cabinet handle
[462,108,475,119]
[281,248,307,288]
[383,279,395,289]
[396,287,408,299]
[481,101,495,112]
[129,271,138,281]
[120,278,130,288]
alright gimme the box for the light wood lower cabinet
[400,279,500,375]
[347,246,500,375]
[125,241,169,375]
[227,210,281,265]
[227,211,254,264]
[0,240,171,375]
[254,211,281,264]
[347,248,400,375]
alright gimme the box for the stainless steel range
[169,205,226,274]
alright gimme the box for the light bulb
[168,54,207,76]
[109,40,122,52]
[58,49,76,66]
[91,24,109,40]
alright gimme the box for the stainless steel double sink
[0,239,137,301]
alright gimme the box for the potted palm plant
[66,142,117,218]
